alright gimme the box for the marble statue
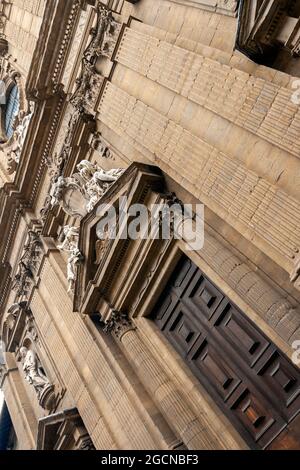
[20,347,49,398]
[58,225,83,292]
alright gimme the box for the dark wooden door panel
[163,303,203,358]
[212,300,270,368]
[267,414,300,450]
[152,256,300,449]
[189,339,242,402]
[227,385,285,449]
[254,348,300,421]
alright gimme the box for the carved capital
[104,310,136,341]
[77,436,95,451]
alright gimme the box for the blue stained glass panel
[5,85,20,139]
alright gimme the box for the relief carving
[70,3,121,115]
[12,231,42,300]
[90,131,114,160]
[49,160,124,217]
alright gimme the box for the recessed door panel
[153,256,300,449]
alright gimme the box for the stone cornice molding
[26,0,86,101]
[236,0,300,65]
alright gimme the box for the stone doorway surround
[74,162,300,449]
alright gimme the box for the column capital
[104,310,136,341]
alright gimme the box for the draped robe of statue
[20,347,49,398]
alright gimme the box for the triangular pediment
[73,163,165,314]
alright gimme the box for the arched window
[5,85,19,139]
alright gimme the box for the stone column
[2,353,37,449]
[106,312,225,450]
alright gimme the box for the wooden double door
[153,257,300,449]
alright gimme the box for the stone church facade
[0,0,300,450]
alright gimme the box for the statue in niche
[58,225,83,292]
[7,103,34,170]
[20,347,50,398]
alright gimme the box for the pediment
[74,163,165,313]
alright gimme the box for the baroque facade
[0,0,300,450]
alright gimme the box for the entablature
[237,0,300,75]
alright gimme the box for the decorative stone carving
[103,310,136,341]
[290,252,300,289]
[70,3,121,114]
[95,231,111,265]
[89,131,114,159]
[52,0,82,87]
[7,103,34,172]
[46,108,81,180]
[49,160,124,217]
[58,226,83,292]
[12,231,42,300]
[217,0,238,15]
[20,346,56,410]
[77,436,96,451]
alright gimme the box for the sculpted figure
[20,347,49,397]
[7,103,34,167]
[49,160,124,216]
[58,225,83,292]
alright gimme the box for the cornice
[26,0,87,100]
